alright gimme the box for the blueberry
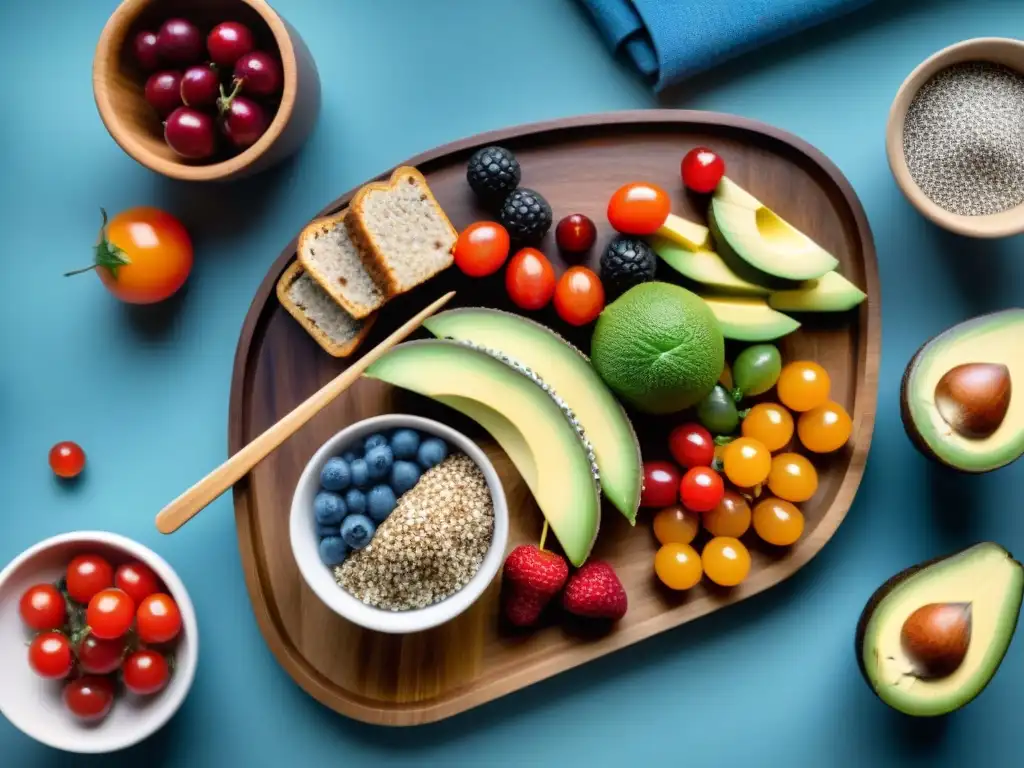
[342,449,359,463]
[417,438,448,470]
[365,445,394,480]
[319,457,351,492]
[317,522,341,539]
[390,461,421,495]
[390,428,421,460]
[349,458,370,488]
[367,484,397,522]
[344,488,367,517]
[341,514,376,550]
[319,536,349,566]
[363,433,388,453]
[314,491,347,525]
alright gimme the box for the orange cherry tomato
[453,221,510,277]
[505,248,556,310]
[553,266,605,326]
[67,207,193,304]
[607,182,671,235]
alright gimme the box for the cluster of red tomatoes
[19,554,183,722]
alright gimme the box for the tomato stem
[65,208,130,278]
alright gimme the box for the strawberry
[562,561,627,621]
[501,545,569,627]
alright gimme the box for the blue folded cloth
[578,0,877,91]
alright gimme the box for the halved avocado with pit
[901,309,1024,473]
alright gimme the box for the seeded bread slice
[346,166,457,297]
[276,261,376,358]
[298,210,385,320]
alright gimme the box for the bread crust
[276,261,376,358]
[297,210,382,320]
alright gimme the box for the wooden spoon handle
[154,290,457,534]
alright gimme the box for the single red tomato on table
[123,650,171,695]
[640,460,681,508]
[137,593,182,644]
[607,182,671,235]
[66,554,114,605]
[48,441,86,478]
[668,423,715,468]
[28,632,73,679]
[681,147,725,194]
[505,248,555,310]
[63,676,116,722]
[19,584,66,631]
[65,207,193,304]
[115,561,162,606]
[553,267,605,326]
[87,588,135,640]
[679,466,725,512]
[453,221,510,277]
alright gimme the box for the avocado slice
[364,339,600,566]
[768,271,867,312]
[423,308,642,524]
[856,542,1024,717]
[655,213,713,251]
[901,309,1024,473]
[647,234,769,297]
[700,296,801,342]
[709,178,839,282]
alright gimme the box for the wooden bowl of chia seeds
[887,37,1024,238]
[289,414,509,635]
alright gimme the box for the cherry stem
[218,78,244,115]
[538,520,549,552]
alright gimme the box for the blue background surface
[2,0,1023,765]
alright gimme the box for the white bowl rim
[289,414,509,635]
[0,530,199,754]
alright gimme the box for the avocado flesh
[700,296,801,342]
[364,339,600,566]
[902,310,1024,473]
[423,308,642,523]
[858,543,1023,717]
[709,177,839,282]
[647,234,769,297]
[768,270,867,312]
[655,213,713,251]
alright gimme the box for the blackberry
[467,146,521,205]
[600,236,657,296]
[499,188,553,242]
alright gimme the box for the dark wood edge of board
[228,109,882,725]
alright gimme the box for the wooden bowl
[886,37,1024,238]
[93,0,320,182]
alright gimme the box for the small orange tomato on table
[66,207,193,304]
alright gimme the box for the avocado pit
[900,602,972,679]
[934,363,1011,439]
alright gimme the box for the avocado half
[856,542,1024,717]
[900,309,1024,473]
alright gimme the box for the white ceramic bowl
[0,532,198,754]
[290,414,509,634]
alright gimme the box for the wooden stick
[154,290,457,534]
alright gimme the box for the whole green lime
[591,282,724,414]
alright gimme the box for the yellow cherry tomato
[767,453,818,502]
[797,401,853,453]
[703,491,751,538]
[741,403,794,452]
[653,505,700,545]
[777,361,831,412]
[702,537,751,587]
[655,543,703,590]
[721,437,771,488]
[753,497,805,546]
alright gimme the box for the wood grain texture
[229,111,882,725]
[92,0,321,182]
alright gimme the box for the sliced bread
[297,210,385,319]
[346,166,457,297]
[276,261,376,358]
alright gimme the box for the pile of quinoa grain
[334,453,494,611]
[903,61,1024,217]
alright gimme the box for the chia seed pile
[335,454,494,611]
[903,61,1024,216]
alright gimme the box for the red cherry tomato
[28,632,73,679]
[453,221,510,277]
[78,634,126,675]
[87,588,135,640]
[115,561,162,606]
[681,148,726,194]
[607,182,671,235]
[123,650,170,695]
[505,248,556,310]
[555,214,597,253]
[553,267,605,326]
[137,593,183,644]
[48,441,86,478]
[66,554,114,605]
[641,460,682,508]
[679,466,725,512]
[64,676,116,722]
[669,423,715,469]
[19,584,66,631]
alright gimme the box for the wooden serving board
[230,110,881,726]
